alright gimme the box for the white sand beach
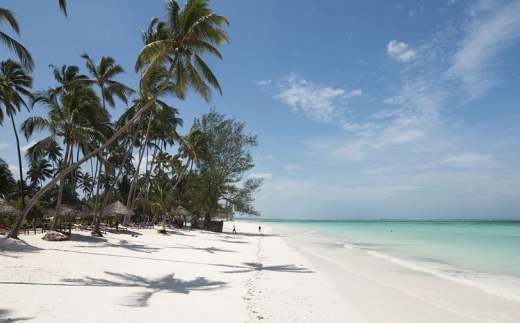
[1,221,516,322]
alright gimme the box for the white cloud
[345,89,363,98]
[274,73,349,124]
[387,40,416,62]
[255,155,275,161]
[285,164,300,171]
[8,165,26,179]
[0,143,9,149]
[21,141,37,152]
[445,0,520,100]
[249,173,272,179]
[332,139,369,161]
[255,79,272,86]
[425,152,496,169]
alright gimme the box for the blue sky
[1,0,519,219]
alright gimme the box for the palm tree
[25,137,63,168]
[0,0,67,73]
[135,0,229,102]
[77,171,94,201]
[0,158,16,199]
[0,59,33,207]
[80,53,134,110]
[20,85,105,231]
[26,158,53,188]
[48,64,89,98]
[0,9,34,72]
[134,182,175,234]
[10,0,228,239]
[58,0,67,17]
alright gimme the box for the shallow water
[254,219,520,303]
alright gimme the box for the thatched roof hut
[0,198,20,218]
[102,200,134,218]
[43,196,94,219]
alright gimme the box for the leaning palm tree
[9,0,228,239]
[0,9,34,71]
[0,59,33,207]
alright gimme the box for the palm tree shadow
[62,271,227,307]
[223,262,314,274]
[174,243,236,254]
[0,308,33,322]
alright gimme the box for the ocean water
[256,220,520,303]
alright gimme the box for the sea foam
[367,250,520,302]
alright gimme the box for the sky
[1,0,519,220]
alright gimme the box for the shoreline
[268,221,520,323]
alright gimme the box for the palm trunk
[8,62,178,239]
[91,159,103,225]
[93,126,143,235]
[50,142,71,231]
[126,112,154,213]
[9,115,26,233]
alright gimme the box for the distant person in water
[259,225,261,233]
[233,225,236,234]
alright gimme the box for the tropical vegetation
[0,1,263,241]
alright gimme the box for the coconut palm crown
[135,0,230,102]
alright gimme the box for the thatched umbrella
[103,200,134,222]
[174,206,190,217]
[0,198,20,218]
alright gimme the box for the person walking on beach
[258,225,261,233]
[233,225,236,234]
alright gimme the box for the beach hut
[0,198,21,218]
[43,196,94,221]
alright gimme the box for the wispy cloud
[387,40,416,62]
[422,152,496,169]
[285,164,301,171]
[273,73,361,124]
[264,1,520,169]
[255,155,275,161]
[0,142,9,149]
[249,173,272,179]
[445,0,520,100]
[255,79,272,86]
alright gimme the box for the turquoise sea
[250,219,520,303]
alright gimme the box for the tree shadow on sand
[0,237,40,259]
[223,262,314,274]
[0,308,33,322]
[174,243,236,254]
[62,271,227,307]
